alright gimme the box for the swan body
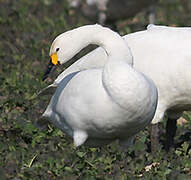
[44,24,191,150]
[42,24,158,147]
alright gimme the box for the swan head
[42,24,110,81]
[42,30,78,81]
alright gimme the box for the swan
[42,24,158,148]
[42,24,191,151]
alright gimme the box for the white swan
[42,24,158,147]
[42,24,191,151]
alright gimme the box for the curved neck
[66,25,133,66]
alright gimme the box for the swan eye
[56,48,60,52]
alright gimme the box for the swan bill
[42,60,56,81]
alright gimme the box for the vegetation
[0,0,191,179]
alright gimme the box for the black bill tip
[42,60,55,81]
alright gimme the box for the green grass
[0,0,191,179]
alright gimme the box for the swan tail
[73,130,88,147]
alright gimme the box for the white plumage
[42,24,158,147]
[44,24,191,150]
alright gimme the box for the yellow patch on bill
[51,53,58,65]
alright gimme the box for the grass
[0,0,191,179]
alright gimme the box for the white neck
[63,24,133,66]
